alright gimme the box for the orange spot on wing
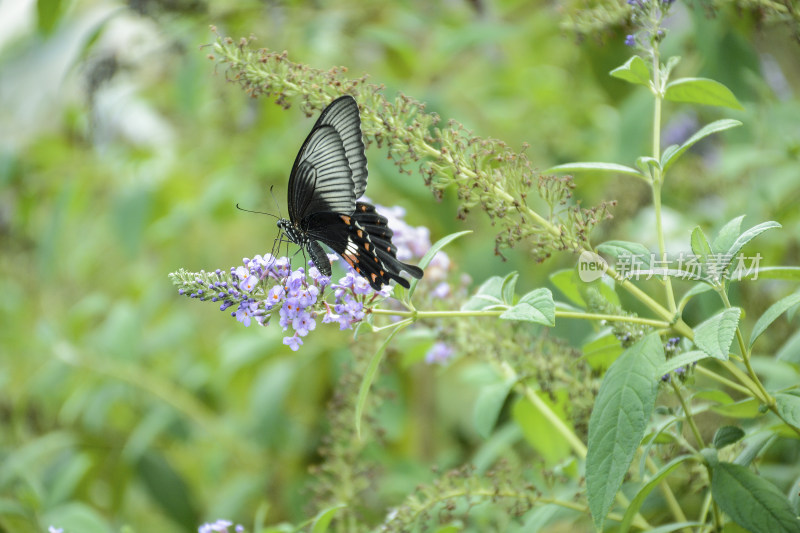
[357,230,363,238]
[340,215,351,225]
[371,273,378,282]
[364,242,370,251]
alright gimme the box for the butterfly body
[278,95,423,290]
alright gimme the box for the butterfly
[276,95,424,291]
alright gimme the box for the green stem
[498,362,587,458]
[670,380,705,449]
[644,456,688,524]
[693,365,753,396]
[369,307,670,327]
[650,41,677,315]
[716,288,771,402]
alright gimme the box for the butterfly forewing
[313,96,368,199]
[287,96,367,222]
[289,126,353,220]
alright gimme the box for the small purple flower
[212,520,233,532]
[266,285,285,309]
[283,335,303,351]
[625,34,636,47]
[234,266,248,280]
[235,303,255,327]
[292,311,316,337]
[235,526,244,533]
[425,342,454,364]
[48,527,63,533]
[352,276,372,295]
[239,274,258,292]
[431,281,451,299]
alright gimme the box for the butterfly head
[277,218,305,246]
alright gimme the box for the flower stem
[369,307,670,328]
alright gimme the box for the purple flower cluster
[172,252,396,352]
[198,519,244,533]
[170,202,454,354]
[425,341,454,364]
[660,337,695,383]
[625,0,674,48]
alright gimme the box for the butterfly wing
[304,202,424,290]
[313,95,368,199]
[287,95,367,222]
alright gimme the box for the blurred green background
[1,0,799,531]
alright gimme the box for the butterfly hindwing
[303,205,423,290]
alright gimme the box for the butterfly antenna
[269,185,283,219]
[235,203,279,219]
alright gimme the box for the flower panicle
[169,253,391,351]
[168,202,446,351]
[625,0,676,50]
[210,32,615,263]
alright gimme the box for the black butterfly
[276,95,423,291]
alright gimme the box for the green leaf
[136,451,198,527]
[42,503,114,533]
[433,525,462,533]
[37,0,64,34]
[311,503,348,533]
[690,227,712,263]
[734,433,776,467]
[618,455,691,533]
[597,240,651,263]
[775,393,800,428]
[513,395,572,465]
[635,156,660,176]
[678,283,714,313]
[711,461,800,533]
[547,162,647,181]
[664,77,744,110]
[749,291,800,348]
[646,523,705,533]
[355,324,408,439]
[474,378,517,439]
[501,271,519,305]
[657,350,709,376]
[587,332,665,529]
[725,221,781,267]
[711,398,761,419]
[408,230,471,299]
[712,215,746,254]
[694,308,741,360]
[462,275,506,311]
[610,55,651,86]
[661,119,743,173]
[549,269,586,307]
[713,426,746,449]
[582,330,624,371]
[755,267,800,281]
[500,288,555,326]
